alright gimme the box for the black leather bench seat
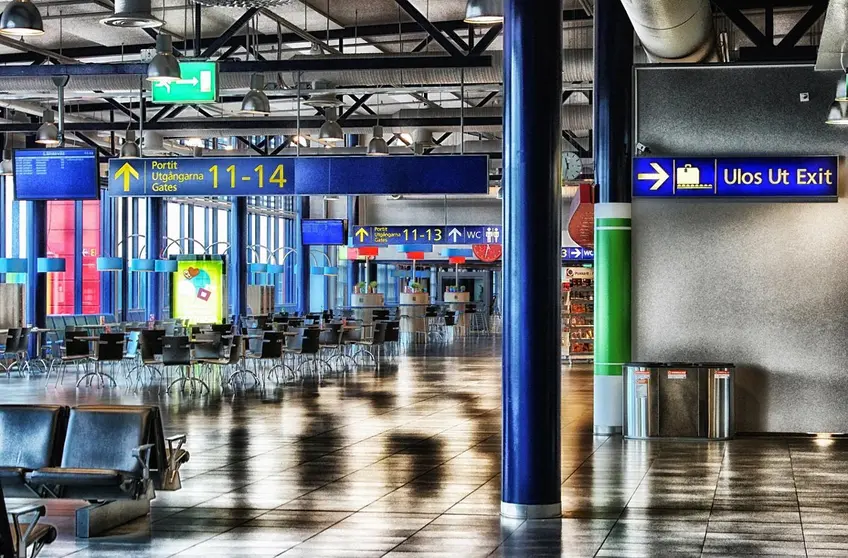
[28,468,135,487]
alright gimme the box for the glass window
[45,201,74,315]
[81,200,100,314]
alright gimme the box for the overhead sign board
[561,246,594,261]
[151,61,218,104]
[633,156,838,200]
[352,225,502,246]
[108,155,488,196]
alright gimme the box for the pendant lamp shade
[318,118,344,143]
[240,74,271,115]
[0,0,43,36]
[826,101,848,125]
[367,125,389,156]
[120,130,140,157]
[0,149,12,176]
[35,110,59,146]
[464,0,503,24]
[147,33,181,83]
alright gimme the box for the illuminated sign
[633,156,838,200]
[561,247,593,261]
[352,225,502,246]
[302,220,346,245]
[170,257,224,325]
[151,61,218,104]
[108,155,489,196]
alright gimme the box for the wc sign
[461,226,501,244]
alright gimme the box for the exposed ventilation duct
[619,0,718,62]
[0,51,598,95]
[816,0,848,70]
[394,104,593,131]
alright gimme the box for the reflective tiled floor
[2,339,847,556]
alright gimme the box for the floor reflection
[0,338,846,556]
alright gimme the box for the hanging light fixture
[101,0,163,28]
[464,0,503,24]
[826,101,848,125]
[35,110,59,146]
[835,75,848,102]
[146,33,181,83]
[240,73,271,115]
[318,112,344,143]
[367,125,389,156]
[0,0,44,36]
[120,130,140,157]
[0,149,12,175]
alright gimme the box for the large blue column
[228,197,248,321]
[297,197,309,315]
[26,201,47,352]
[120,198,129,321]
[145,198,164,319]
[99,190,114,315]
[501,0,563,519]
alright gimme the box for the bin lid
[661,362,699,368]
[693,362,735,368]
[623,362,665,367]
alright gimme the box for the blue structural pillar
[501,0,563,519]
[99,190,114,315]
[26,201,47,351]
[297,197,309,315]
[593,0,633,434]
[120,198,130,321]
[228,197,248,321]
[145,198,164,319]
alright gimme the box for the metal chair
[243,331,285,388]
[164,336,209,396]
[351,322,388,368]
[77,333,123,388]
[46,330,90,387]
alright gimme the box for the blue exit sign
[633,156,838,200]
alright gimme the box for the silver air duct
[100,0,163,28]
[619,0,718,62]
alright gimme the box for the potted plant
[368,281,378,294]
[409,281,421,293]
[355,281,366,294]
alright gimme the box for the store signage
[151,61,218,104]
[633,156,838,200]
[352,225,502,246]
[561,246,594,261]
[108,155,488,196]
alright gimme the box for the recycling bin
[623,362,735,440]
[623,363,662,439]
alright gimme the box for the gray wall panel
[634,64,848,433]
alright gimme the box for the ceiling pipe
[619,0,718,62]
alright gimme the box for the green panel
[596,217,632,228]
[594,218,631,377]
[151,61,218,104]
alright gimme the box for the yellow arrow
[115,161,139,192]
[355,228,369,242]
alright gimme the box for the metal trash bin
[697,363,735,440]
[623,362,735,440]
[623,363,662,439]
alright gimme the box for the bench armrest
[165,434,187,471]
[132,443,155,480]
[8,504,46,547]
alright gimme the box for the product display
[561,269,594,363]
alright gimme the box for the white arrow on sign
[570,248,582,258]
[637,162,670,191]
[448,228,462,242]
[153,77,199,93]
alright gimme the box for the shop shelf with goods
[561,267,594,363]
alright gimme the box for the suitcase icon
[676,164,700,185]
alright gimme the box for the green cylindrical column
[594,203,631,433]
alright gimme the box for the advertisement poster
[171,258,224,324]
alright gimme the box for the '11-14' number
[209,164,287,189]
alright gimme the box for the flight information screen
[14,148,100,200]
[302,219,346,245]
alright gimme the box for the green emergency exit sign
[151,61,218,104]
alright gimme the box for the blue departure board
[14,148,100,200]
[302,219,346,245]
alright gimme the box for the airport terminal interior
[1,0,848,556]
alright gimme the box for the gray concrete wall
[633,63,848,433]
